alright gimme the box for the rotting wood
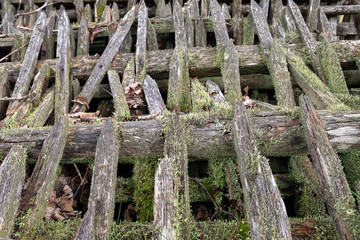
[74,202,96,240]
[155,0,172,18]
[3,110,360,161]
[286,50,348,110]
[135,0,147,83]
[250,0,295,108]
[147,18,158,51]
[122,58,136,87]
[233,101,292,239]
[77,17,90,56]
[6,12,48,116]
[74,0,84,22]
[18,117,70,229]
[100,5,112,23]
[41,11,56,60]
[282,6,297,33]
[153,113,194,240]
[210,0,229,49]
[287,0,325,83]
[3,40,360,82]
[322,5,360,15]
[83,3,92,22]
[108,70,131,120]
[206,80,226,105]
[86,118,119,239]
[143,75,166,115]
[112,2,120,22]
[167,1,191,111]
[307,0,320,32]
[185,10,195,48]
[55,10,71,121]
[194,17,207,47]
[0,145,27,238]
[222,3,231,19]
[71,6,136,113]
[299,95,360,240]
[0,67,9,120]
[259,0,270,19]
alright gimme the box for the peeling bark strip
[19,117,70,227]
[86,119,119,240]
[286,50,348,110]
[233,101,292,239]
[287,0,325,83]
[167,2,191,111]
[299,96,360,240]
[153,113,193,239]
[6,12,48,115]
[77,17,90,56]
[143,75,166,115]
[72,6,136,113]
[55,10,71,121]
[107,70,130,120]
[135,0,147,83]
[0,145,27,238]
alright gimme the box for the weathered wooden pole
[153,113,194,240]
[108,70,131,120]
[233,101,292,239]
[299,95,360,239]
[135,0,148,83]
[0,145,27,238]
[143,75,166,115]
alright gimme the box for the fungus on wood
[299,95,360,239]
[153,113,194,239]
[71,6,136,113]
[233,101,291,239]
[0,145,27,238]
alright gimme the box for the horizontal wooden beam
[1,110,360,162]
[2,40,360,82]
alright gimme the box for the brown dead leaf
[88,26,104,43]
[243,86,249,97]
[56,195,74,212]
[72,96,90,110]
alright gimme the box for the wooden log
[122,58,135,87]
[3,40,360,83]
[23,87,54,128]
[135,0,147,83]
[4,110,360,162]
[87,119,119,239]
[6,12,48,116]
[185,10,195,48]
[0,67,9,120]
[0,145,27,238]
[112,2,120,22]
[320,40,349,95]
[286,50,348,110]
[194,17,207,47]
[147,18,158,51]
[322,5,360,15]
[287,0,325,83]
[71,6,136,113]
[153,113,194,239]
[119,32,132,53]
[259,0,269,19]
[222,3,231,19]
[74,0,84,22]
[167,2,191,111]
[201,0,210,17]
[282,6,297,33]
[143,75,166,115]
[108,70,130,120]
[307,0,320,32]
[41,11,56,60]
[77,17,90,56]
[299,95,360,240]
[55,10,71,121]
[74,202,96,240]
[206,80,226,105]
[210,0,229,49]
[18,117,70,227]
[100,5,112,23]
[83,3,92,22]
[250,0,272,53]
[233,101,291,239]
[271,18,286,41]
[318,8,335,41]
[155,0,172,18]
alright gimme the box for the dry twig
[0,42,28,63]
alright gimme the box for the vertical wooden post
[153,113,194,240]
[0,145,27,238]
[0,67,9,120]
[76,119,119,240]
[77,17,90,56]
[299,95,360,240]
[135,0,148,84]
[233,101,292,239]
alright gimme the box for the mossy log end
[233,101,291,239]
[299,96,360,239]
[2,111,360,162]
[0,145,27,238]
